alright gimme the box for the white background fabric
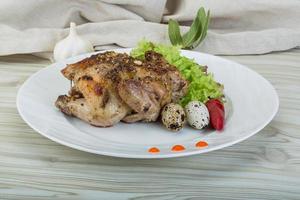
[0,0,299,58]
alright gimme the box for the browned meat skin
[117,79,163,122]
[55,51,188,126]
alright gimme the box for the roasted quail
[55,51,188,127]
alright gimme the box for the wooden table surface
[0,49,299,200]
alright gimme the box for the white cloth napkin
[0,0,300,58]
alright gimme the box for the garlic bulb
[53,22,94,62]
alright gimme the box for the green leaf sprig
[168,7,210,50]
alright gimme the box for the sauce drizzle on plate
[148,147,160,153]
[172,145,185,151]
[195,141,208,148]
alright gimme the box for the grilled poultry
[55,51,188,127]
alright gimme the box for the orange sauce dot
[196,141,208,148]
[171,145,186,151]
[148,147,160,153]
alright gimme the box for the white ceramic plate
[17,49,279,158]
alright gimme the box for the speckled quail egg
[185,101,210,129]
[161,103,186,132]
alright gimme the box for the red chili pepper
[207,99,224,112]
[206,99,224,130]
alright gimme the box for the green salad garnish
[131,40,224,106]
